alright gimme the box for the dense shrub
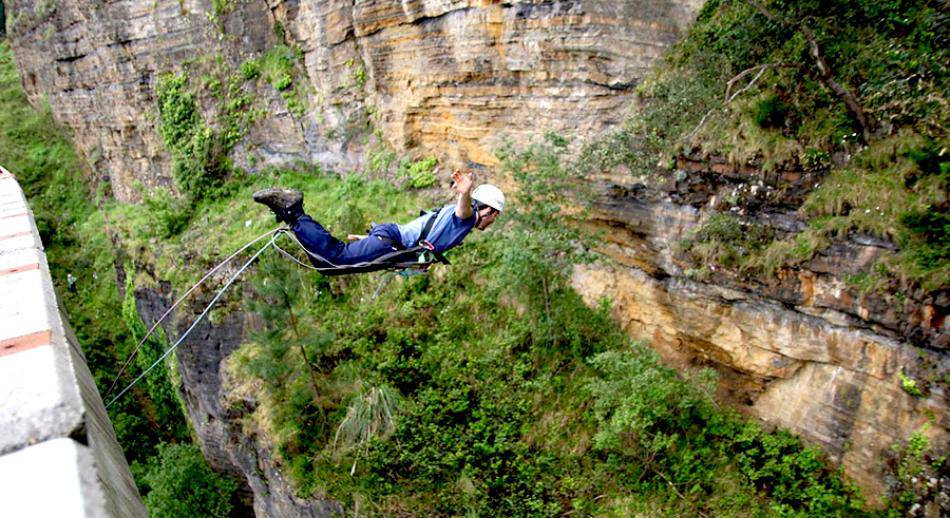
[142,443,237,518]
[219,148,864,515]
[156,72,228,199]
[753,93,789,129]
[399,156,439,189]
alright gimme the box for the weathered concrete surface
[0,168,145,517]
[0,438,106,518]
[5,0,702,201]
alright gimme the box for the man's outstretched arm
[453,170,474,219]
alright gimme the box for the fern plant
[334,383,401,475]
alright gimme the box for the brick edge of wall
[0,168,146,517]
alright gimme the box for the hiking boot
[253,188,304,225]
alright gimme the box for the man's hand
[453,170,475,219]
[453,170,474,196]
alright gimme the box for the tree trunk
[745,0,869,142]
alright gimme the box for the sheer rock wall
[7,0,944,510]
[5,0,700,201]
[572,163,948,502]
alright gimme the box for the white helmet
[472,184,505,212]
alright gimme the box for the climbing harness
[105,218,448,406]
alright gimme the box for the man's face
[475,207,499,231]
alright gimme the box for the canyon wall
[5,0,945,511]
[5,0,700,201]
[574,161,947,501]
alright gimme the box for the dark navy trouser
[291,215,403,267]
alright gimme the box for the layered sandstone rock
[573,166,948,502]
[6,0,701,201]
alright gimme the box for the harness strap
[305,244,435,276]
[373,207,449,267]
[417,208,440,245]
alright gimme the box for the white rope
[104,227,282,399]
[106,223,428,407]
[271,235,319,271]
[106,235,275,408]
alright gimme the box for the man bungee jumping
[252,170,505,274]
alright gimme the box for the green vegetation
[207,0,235,30]
[366,137,398,176]
[0,41,237,513]
[604,0,949,293]
[898,371,926,398]
[140,443,238,518]
[885,425,947,515]
[242,45,307,117]
[210,0,235,18]
[156,139,862,516]
[121,269,189,433]
[346,58,367,88]
[4,0,58,36]
[399,156,439,189]
[155,62,263,203]
[156,71,222,199]
[683,213,775,276]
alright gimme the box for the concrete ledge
[0,438,107,518]
[0,168,145,516]
[0,345,84,454]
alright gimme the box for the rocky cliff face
[5,0,708,513]
[135,282,342,517]
[7,0,945,511]
[573,159,948,500]
[5,0,701,201]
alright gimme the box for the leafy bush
[240,59,260,80]
[684,212,775,271]
[898,371,926,398]
[141,188,192,238]
[495,132,594,323]
[142,443,237,518]
[885,426,948,515]
[399,156,438,189]
[156,71,227,199]
[121,270,188,436]
[586,348,864,515]
[243,46,307,117]
[753,93,789,129]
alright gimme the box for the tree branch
[745,0,869,142]
[725,63,783,103]
[687,62,786,141]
